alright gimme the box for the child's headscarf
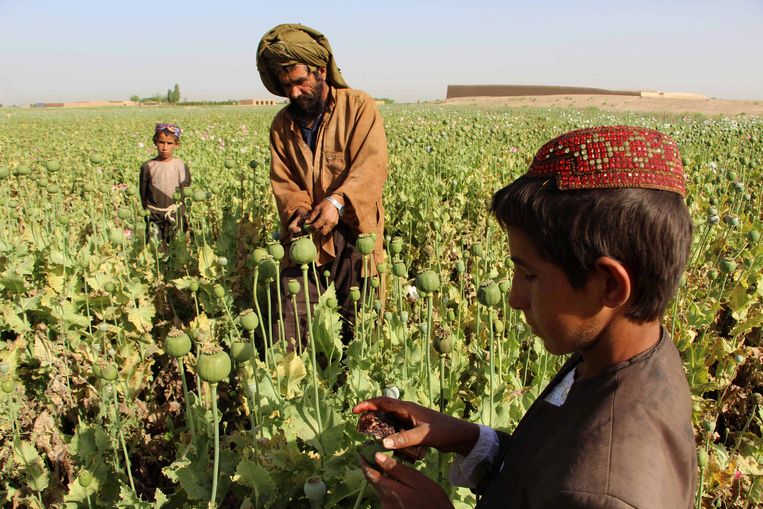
[155,123,182,139]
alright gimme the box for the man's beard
[288,80,326,125]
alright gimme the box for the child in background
[139,123,191,243]
[355,126,697,508]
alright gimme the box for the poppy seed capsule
[101,365,119,381]
[471,242,484,258]
[415,270,440,294]
[258,257,278,282]
[697,449,709,469]
[349,286,361,302]
[45,160,61,172]
[356,233,375,255]
[239,309,259,331]
[400,311,409,323]
[217,256,228,267]
[371,277,380,289]
[189,280,199,292]
[117,207,131,220]
[90,154,104,164]
[719,258,737,274]
[477,282,501,307]
[213,284,225,298]
[390,236,404,255]
[108,228,124,243]
[249,160,259,169]
[192,189,207,202]
[434,334,453,355]
[304,476,326,502]
[224,159,235,169]
[267,242,285,261]
[327,297,338,309]
[392,262,407,278]
[290,236,317,266]
[1,379,14,393]
[376,262,389,274]
[197,351,231,384]
[498,279,510,294]
[78,470,93,488]
[455,260,466,274]
[165,328,192,358]
[230,341,253,363]
[323,270,331,279]
[287,279,301,296]
[252,247,269,265]
[748,230,760,243]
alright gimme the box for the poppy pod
[197,351,231,384]
[239,309,259,331]
[258,257,278,282]
[287,279,301,296]
[477,282,501,307]
[252,247,269,265]
[390,236,404,255]
[230,341,254,363]
[45,160,60,172]
[165,328,192,358]
[415,270,440,294]
[356,233,375,256]
[290,236,317,265]
[392,262,407,278]
[267,242,285,261]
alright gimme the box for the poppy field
[0,104,761,508]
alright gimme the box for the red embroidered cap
[526,126,686,196]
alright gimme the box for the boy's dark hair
[491,177,692,322]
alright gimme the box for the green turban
[257,23,349,97]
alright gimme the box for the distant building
[239,99,281,106]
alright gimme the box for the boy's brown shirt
[269,87,387,268]
[477,330,697,509]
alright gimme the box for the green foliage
[0,105,760,507]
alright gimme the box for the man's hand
[353,397,480,456]
[360,453,454,509]
[305,196,342,236]
[287,207,310,235]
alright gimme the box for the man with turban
[257,24,387,344]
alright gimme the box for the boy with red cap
[355,126,697,508]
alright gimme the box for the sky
[1,0,761,105]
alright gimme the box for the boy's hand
[360,453,454,509]
[287,207,310,235]
[305,198,341,236]
[353,397,480,456]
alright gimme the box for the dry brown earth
[444,94,763,117]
